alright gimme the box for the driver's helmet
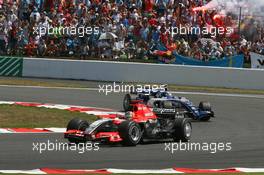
[165,92,174,98]
[158,91,173,98]
[125,111,133,119]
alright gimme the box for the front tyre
[118,121,142,146]
[66,118,89,144]
[199,102,212,111]
[173,118,192,142]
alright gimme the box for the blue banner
[173,53,244,68]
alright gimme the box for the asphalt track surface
[0,85,264,169]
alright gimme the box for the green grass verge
[0,104,98,128]
[0,78,87,88]
[1,77,264,95]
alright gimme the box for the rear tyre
[173,118,192,142]
[66,118,89,144]
[118,121,142,146]
[199,102,211,111]
[123,94,137,111]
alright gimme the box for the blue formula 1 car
[123,87,215,121]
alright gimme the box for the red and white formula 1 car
[64,101,192,146]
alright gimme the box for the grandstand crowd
[0,0,263,62]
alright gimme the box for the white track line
[0,132,62,134]
[0,169,45,174]
[170,91,264,99]
[1,168,264,174]
[0,100,114,111]
[108,168,182,174]
[0,128,65,134]
[0,84,263,99]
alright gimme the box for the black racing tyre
[173,118,192,142]
[67,118,89,131]
[66,118,89,143]
[118,121,142,146]
[199,101,212,111]
[123,94,137,111]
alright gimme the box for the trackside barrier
[22,57,264,90]
[0,56,23,77]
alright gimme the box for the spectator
[0,0,262,62]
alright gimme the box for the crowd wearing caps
[0,0,263,63]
